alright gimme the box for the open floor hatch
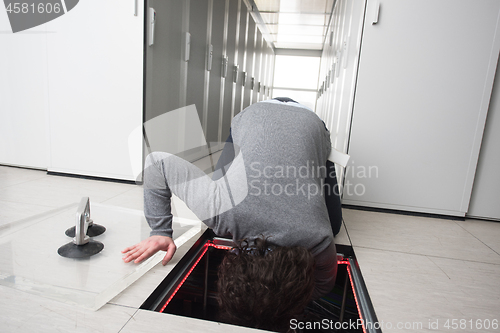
[141,230,381,333]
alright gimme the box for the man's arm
[122,235,176,265]
[122,151,238,265]
[122,152,179,265]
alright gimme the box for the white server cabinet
[1,0,273,180]
[467,61,500,221]
[342,0,500,216]
[45,0,144,180]
[316,0,367,186]
[0,9,49,169]
[1,0,144,180]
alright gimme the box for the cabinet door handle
[372,1,380,24]
[343,36,350,69]
[134,0,138,16]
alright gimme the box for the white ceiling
[253,0,335,50]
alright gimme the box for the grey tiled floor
[1,161,499,332]
[343,208,500,332]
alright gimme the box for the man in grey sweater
[122,98,341,302]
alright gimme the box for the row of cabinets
[316,0,500,219]
[1,0,144,178]
[145,0,275,163]
[0,0,274,180]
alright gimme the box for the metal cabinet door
[344,0,500,216]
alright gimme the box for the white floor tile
[0,174,137,208]
[0,166,48,189]
[456,219,500,255]
[0,285,135,333]
[343,208,500,264]
[109,226,207,308]
[0,199,55,226]
[120,309,266,333]
[354,247,500,333]
[334,218,350,245]
[4,162,500,333]
[101,186,144,211]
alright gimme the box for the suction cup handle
[74,197,91,245]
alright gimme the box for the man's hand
[122,235,177,266]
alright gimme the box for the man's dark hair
[217,237,316,332]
